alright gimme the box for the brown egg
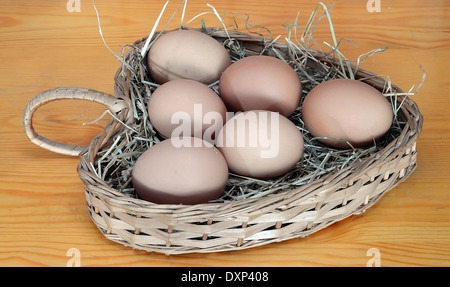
[302,78,393,149]
[131,137,229,205]
[147,29,231,85]
[218,55,302,117]
[216,110,304,180]
[147,79,227,144]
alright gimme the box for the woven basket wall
[25,29,423,255]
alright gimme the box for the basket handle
[23,87,130,157]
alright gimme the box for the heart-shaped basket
[23,29,423,255]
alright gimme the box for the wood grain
[1,0,449,267]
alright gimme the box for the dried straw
[89,2,424,203]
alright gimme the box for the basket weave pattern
[25,30,423,255]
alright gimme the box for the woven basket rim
[75,28,423,253]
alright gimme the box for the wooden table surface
[1,0,449,267]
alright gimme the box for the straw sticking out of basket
[86,2,425,205]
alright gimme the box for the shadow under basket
[23,29,423,255]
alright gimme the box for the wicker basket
[23,29,423,255]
